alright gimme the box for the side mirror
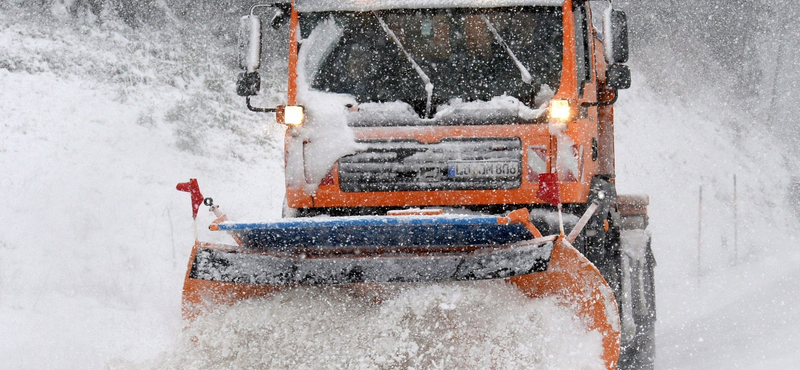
[236,71,261,97]
[238,15,262,72]
[236,5,291,113]
[604,9,629,64]
[606,64,631,90]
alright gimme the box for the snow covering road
[659,261,800,369]
[2,10,800,370]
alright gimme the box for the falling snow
[1,2,800,369]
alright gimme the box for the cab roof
[294,0,564,12]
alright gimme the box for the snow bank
[615,72,799,275]
[614,71,800,369]
[0,9,283,368]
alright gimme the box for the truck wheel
[617,229,656,370]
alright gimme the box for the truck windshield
[300,7,563,119]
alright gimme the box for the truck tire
[617,229,656,370]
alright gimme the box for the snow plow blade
[182,210,620,369]
[509,237,621,370]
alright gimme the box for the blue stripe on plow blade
[214,214,534,251]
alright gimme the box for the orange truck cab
[241,0,631,217]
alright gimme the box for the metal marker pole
[698,185,703,278]
[733,174,738,265]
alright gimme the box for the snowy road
[2,8,800,369]
[658,262,800,369]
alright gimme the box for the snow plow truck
[177,0,656,369]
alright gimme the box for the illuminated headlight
[278,105,305,127]
[548,99,571,122]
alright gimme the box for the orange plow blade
[181,248,282,321]
[180,209,621,368]
[509,237,621,370]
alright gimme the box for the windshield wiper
[481,14,533,85]
[374,12,434,118]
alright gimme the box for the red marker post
[177,178,204,243]
[537,173,565,235]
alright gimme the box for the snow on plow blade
[182,211,620,369]
[191,214,552,285]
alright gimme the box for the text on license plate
[448,161,520,178]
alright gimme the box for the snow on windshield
[348,93,552,127]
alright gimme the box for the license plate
[448,161,520,178]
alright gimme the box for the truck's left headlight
[278,105,305,127]
[548,99,571,122]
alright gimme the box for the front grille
[338,138,522,192]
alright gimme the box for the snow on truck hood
[295,0,564,12]
[349,96,548,126]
